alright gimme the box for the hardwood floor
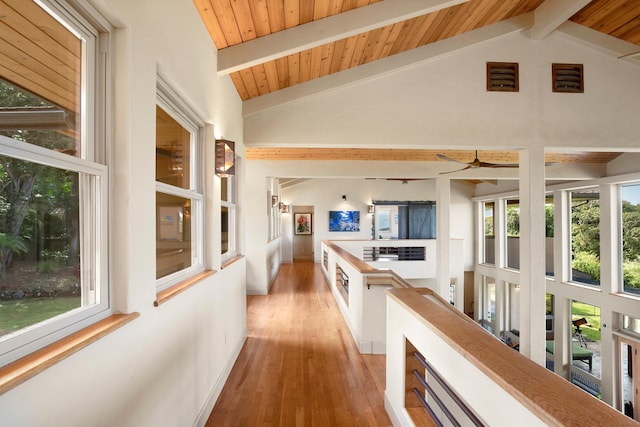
[206,261,391,426]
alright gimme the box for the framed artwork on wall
[329,210,360,232]
[294,213,312,235]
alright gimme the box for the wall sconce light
[215,139,235,176]
[272,195,278,207]
[279,202,290,213]
[342,194,347,202]
[368,205,375,214]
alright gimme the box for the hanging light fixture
[215,139,235,176]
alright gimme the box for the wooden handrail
[323,241,377,274]
[386,287,637,426]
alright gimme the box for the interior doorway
[292,205,314,261]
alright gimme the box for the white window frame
[221,173,237,260]
[568,186,601,287]
[620,182,640,297]
[155,77,204,291]
[0,0,111,367]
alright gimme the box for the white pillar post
[436,176,452,305]
[519,147,547,364]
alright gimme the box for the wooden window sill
[154,270,215,306]
[221,255,244,269]
[0,312,139,395]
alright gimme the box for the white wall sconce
[279,202,289,213]
[368,205,375,214]
[215,139,235,176]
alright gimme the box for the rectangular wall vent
[552,63,583,93]
[486,62,519,92]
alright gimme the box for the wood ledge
[221,255,244,269]
[0,312,139,395]
[155,270,216,306]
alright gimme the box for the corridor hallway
[206,261,391,426]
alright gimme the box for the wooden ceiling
[194,0,640,101]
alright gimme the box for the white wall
[245,31,640,152]
[278,178,473,266]
[0,1,246,426]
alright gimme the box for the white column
[599,183,619,405]
[436,177,452,305]
[519,147,547,364]
[552,190,571,379]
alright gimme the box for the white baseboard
[384,392,409,427]
[194,331,247,427]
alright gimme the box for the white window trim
[221,173,237,261]
[0,0,111,367]
[155,76,205,291]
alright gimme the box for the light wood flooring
[206,261,391,426]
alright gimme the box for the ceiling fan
[437,150,518,174]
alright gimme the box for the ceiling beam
[243,14,533,117]
[216,0,470,75]
[529,0,592,40]
[556,20,640,65]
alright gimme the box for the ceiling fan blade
[437,153,469,165]
[439,165,472,174]
[484,163,519,168]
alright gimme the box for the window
[545,197,554,277]
[0,0,109,366]
[571,300,600,379]
[155,81,203,289]
[221,174,236,259]
[621,183,640,296]
[505,199,520,270]
[570,188,600,286]
[483,202,495,265]
[479,276,496,334]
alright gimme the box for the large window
[505,199,520,270]
[570,188,600,286]
[155,81,203,289]
[483,202,495,265]
[0,0,109,366]
[479,276,496,333]
[571,300,601,379]
[621,183,640,296]
[545,197,554,277]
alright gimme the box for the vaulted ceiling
[193,0,640,167]
[194,0,640,102]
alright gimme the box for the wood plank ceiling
[194,0,639,166]
[195,0,640,101]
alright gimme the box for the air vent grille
[553,63,583,93]
[486,62,519,92]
